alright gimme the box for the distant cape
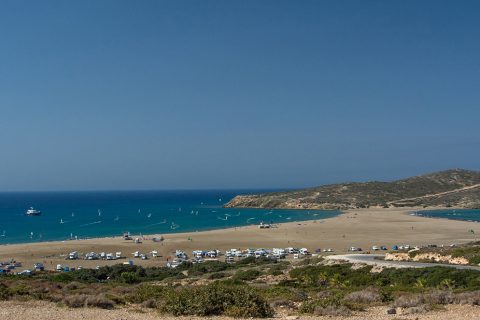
[224,169,480,210]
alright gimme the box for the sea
[0,190,340,245]
[414,209,480,223]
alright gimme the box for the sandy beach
[1,207,479,270]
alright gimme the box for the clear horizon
[1,1,479,191]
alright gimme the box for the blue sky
[0,0,479,191]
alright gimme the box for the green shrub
[262,286,297,301]
[178,260,231,274]
[50,273,75,283]
[0,283,10,300]
[127,284,168,303]
[8,284,30,296]
[208,272,228,279]
[299,291,344,313]
[161,282,273,317]
[268,263,289,276]
[234,269,262,281]
[120,272,139,284]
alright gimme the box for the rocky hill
[224,169,480,210]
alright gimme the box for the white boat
[25,207,41,216]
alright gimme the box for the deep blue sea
[0,190,340,244]
[417,209,480,223]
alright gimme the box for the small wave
[79,221,102,227]
[143,220,167,228]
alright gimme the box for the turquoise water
[0,190,339,244]
[417,209,480,222]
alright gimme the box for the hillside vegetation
[1,254,480,317]
[224,169,480,210]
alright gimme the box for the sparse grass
[313,305,351,316]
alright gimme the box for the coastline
[0,207,479,270]
[0,208,342,246]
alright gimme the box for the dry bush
[75,286,100,296]
[313,305,351,316]
[453,291,480,305]
[294,290,308,301]
[85,295,115,309]
[269,299,295,309]
[424,290,454,305]
[403,304,432,314]
[47,293,64,303]
[63,282,82,291]
[393,294,425,308]
[316,290,332,299]
[343,287,382,304]
[141,299,157,308]
[63,294,88,308]
[109,286,134,296]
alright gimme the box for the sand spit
[0,207,479,270]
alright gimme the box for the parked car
[34,263,44,271]
[17,270,32,276]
